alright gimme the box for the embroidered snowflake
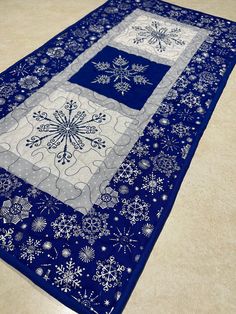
[0,173,21,197]
[152,151,180,177]
[132,21,185,52]
[19,75,40,90]
[26,99,106,164]
[0,196,32,225]
[92,55,152,95]
[20,237,43,264]
[121,195,150,225]
[74,209,110,245]
[141,172,164,195]
[51,213,78,240]
[79,246,95,263]
[54,258,83,292]
[156,102,175,117]
[0,228,15,252]
[147,123,165,139]
[95,186,119,209]
[171,122,190,138]
[114,159,140,185]
[110,227,137,254]
[131,140,150,157]
[93,256,125,292]
[73,289,100,312]
[26,186,41,199]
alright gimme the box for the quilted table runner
[0,0,235,313]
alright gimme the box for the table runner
[0,0,235,313]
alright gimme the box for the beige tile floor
[0,1,235,313]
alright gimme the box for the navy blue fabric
[69,46,170,110]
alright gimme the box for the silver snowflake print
[73,289,100,312]
[92,55,152,95]
[93,256,125,292]
[180,92,201,108]
[0,196,32,225]
[54,258,83,292]
[171,122,190,138]
[121,195,150,225]
[79,246,95,263]
[0,173,21,197]
[156,102,175,117]
[114,159,140,185]
[161,136,179,151]
[110,227,137,254]
[142,223,154,237]
[141,172,164,195]
[26,99,106,164]
[74,209,110,245]
[31,217,47,232]
[95,186,119,209]
[51,213,78,240]
[36,195,61,215]
[0,228,15,252]
[147,123,165,139]
[20,237,43,264]
[152,151,180,177]
[133,21,185,52]
[131,140,150,157]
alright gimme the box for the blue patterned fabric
[0,1,235,314]
[69,46,170,110]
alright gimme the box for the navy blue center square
[69,46,170,111]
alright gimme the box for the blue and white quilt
[0,0,235,313]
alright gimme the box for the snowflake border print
[0,1,235,314]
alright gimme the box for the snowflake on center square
[92,55,152,95]
[26,99,106,164]
[132,20,185,52]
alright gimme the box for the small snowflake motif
[54,258,83,292]
[0,196,32,225]
[132,20,185,52]
[171,122,190,138]
[95,186,119,209]
[0,228,15,252]
[0,173,21,197]
[110,227,137,254]
[20,237,43,264]
[51,213,78,240]
[131,140,150,157]
[74,209,110,245]
[147,123,165,139]
[26,99,106,164]
[93,256,125,292]
[121,195,150,225]
[92,55,152,95]
[141,172,164,195]
[72,289,100,312]
[180,92,201,108]
[114,159,140,185]
[152,151,180,177]
[79,246,95,263]
[31,217,47,232]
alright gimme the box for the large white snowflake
[141,172,164,195]
[132,21,185,52]
[114,159,140,185]
[74,209,110,245]
[92,55,152,95]
[54,258,83,292]
[20,237,43,264]
[0,228,14,252]
[93,256,125,292]
[121,195,150,225]
[51,213,78,240]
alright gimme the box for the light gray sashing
[0,9,209,214]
